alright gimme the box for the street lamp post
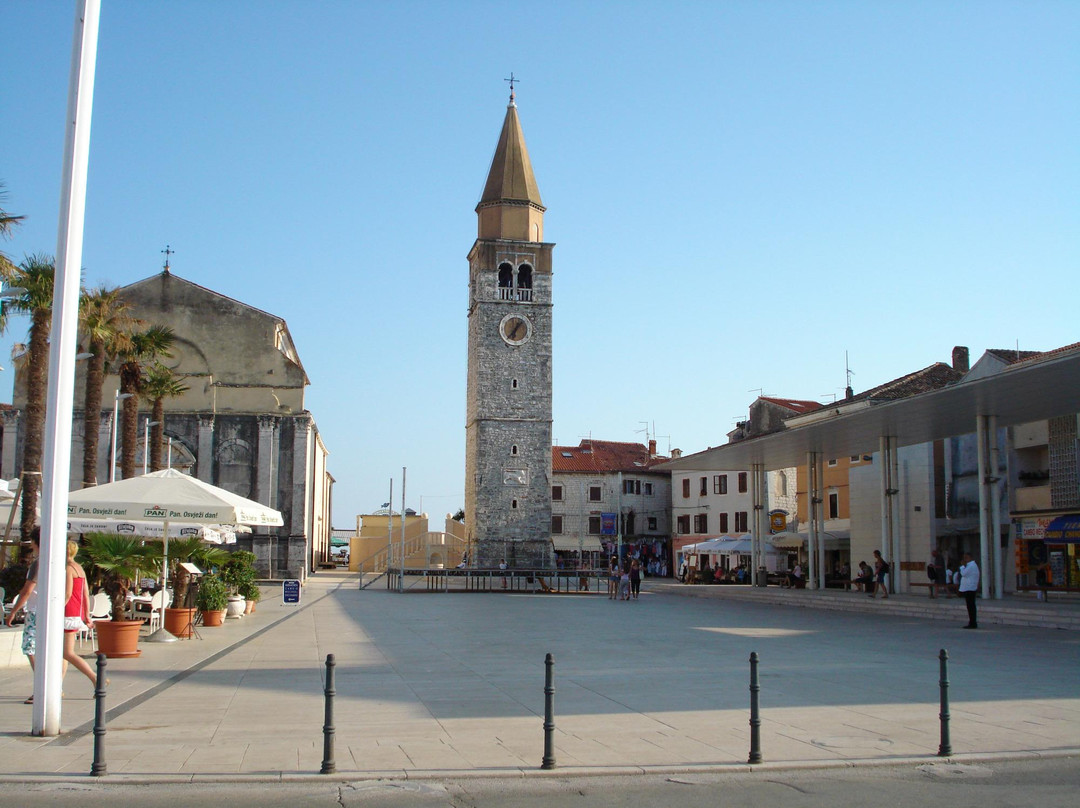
[110,390,133,482]
[143,418,160,475]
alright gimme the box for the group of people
[608,556,642,600]
[3,530,104,704]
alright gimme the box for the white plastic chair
[147,589,172,633]
[80,592,112,649]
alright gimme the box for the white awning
[552,536,602,552]
[769,531,849,551]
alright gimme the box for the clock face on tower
[499,314,532,345]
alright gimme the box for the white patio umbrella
[67,469,283,640]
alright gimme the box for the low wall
[0,626,29,669]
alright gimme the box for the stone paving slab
[0,571,1077,782]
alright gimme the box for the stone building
[551,439,672,570]
[2,269,333,580]
[464,90,554,569]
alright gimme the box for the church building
[465,89,554,568]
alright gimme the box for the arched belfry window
[498,263,513,300]
[517,264,533,302]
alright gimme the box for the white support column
[806,452,818,589]
[816,453,826,589]
[879,436,892,592]
[889,436,901,593]
[989,415,1003,600]
[751,463,766,580]
[975,415,991,599]
[197,415,215,483]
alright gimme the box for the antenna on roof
[844,351,855,400]
[748,388,763,398]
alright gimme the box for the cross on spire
[504,72,519,104]
[161,244,174,274]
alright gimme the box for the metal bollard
[541,652,556,769]
[320,653,336,774]
[748,651,762,764]
[938,648,952,757]
[91,653,108,776]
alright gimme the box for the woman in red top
[63,540,99,689]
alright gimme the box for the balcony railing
[498,287,533,302]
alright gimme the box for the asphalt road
[1,756,1076,808]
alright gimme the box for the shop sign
[1021,518,1051,540]
[600,513,617,535]
[769,511,787,533]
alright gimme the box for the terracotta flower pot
[164,607,198,638]
[201,609,227,627]
[244,599,256,615]
[94,619,143,658]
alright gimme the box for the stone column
[1,410,20,480]
[197,415,215,483]
[257,415,277,507]
[96,412,113,487]
[290,414,312,579]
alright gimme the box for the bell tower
[465,86,554,569]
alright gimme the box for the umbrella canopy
[66,518,241,544]
[67,469,283,528]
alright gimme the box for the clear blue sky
[2,1,1077,527]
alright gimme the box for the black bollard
[938,648,952,757]
[320,653,336,774]
[91,653,108,776]
[748,651,762,764]
[541,652,556,769]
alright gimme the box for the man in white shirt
[958,552,980,629]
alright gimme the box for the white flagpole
[35,0,101,736]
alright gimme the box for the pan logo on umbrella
[144,507,168,518]
[116,523,136,533]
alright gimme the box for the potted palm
[82,533,159,658]
[161,537,228,637]
[195,573,228,627]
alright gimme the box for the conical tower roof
[478,100,544,210]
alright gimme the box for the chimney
[845,385,854,401]
[952,346,970,373]
[648,439,657,456]
[671,448,682,459]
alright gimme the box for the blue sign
[600,513,617,536]
[282,579,301,604]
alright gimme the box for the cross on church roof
[161,244,174,274]
[504,72,519,103]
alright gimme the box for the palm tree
[116,324,174,479]
[82,532,160,617]
[140,361,189,471]
[0,181,25,274]
[0,253,55,538]
[79,286,135,486]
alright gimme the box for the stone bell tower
[464,87,554,569]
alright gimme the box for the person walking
[869,550,890,599]
[63,540,100,690]
[958,552,980,629]
[608,556,619,599]
[4,530,40,703]
[927,549,946,598]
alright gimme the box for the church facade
[2,270,333,580]
[464,92,554,568]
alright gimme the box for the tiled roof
[552,440,670,474]
[985,348,1044,365]
[849,362,963,403]
[1003,341,1080,369]
[758,397,823,414]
